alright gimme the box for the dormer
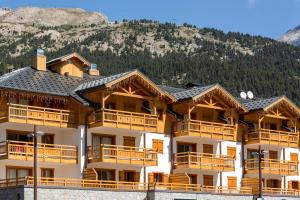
[46,52,93,78]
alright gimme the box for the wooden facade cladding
[88,108,159,132]
[174,152,235,171]
[87,144,158,166]
[174,120,236,141]
[170,86,245,141]
[245,128,299,147]
[0,103,77,128]
[245,158,299,176]
[0,140,77,164]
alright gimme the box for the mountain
[0,7,107,26]
[280,25,300,46]
[0,7,300,105]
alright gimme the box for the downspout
[143,132,146,184]
[83,109,95,171]
[219,141,222,187]
[170,122,175,174]
[283,148,286,189]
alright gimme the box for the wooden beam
[112,92,154,101]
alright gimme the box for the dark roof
[158,85,185,94]
[239,97,281,111]
[0,67,99,104]
[75,70,135,92]
[159,84,216,101]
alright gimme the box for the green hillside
[0,20,300,105]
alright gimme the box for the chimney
[89,63,100,76]
[32,49,46,71]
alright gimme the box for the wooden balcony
[263,188,300,196]
[245,129,299,147]
[88,108,158,132]
[87,144,157,166]
[0,177,253,195]
[174,120,236,141]
[0,140,77,164]
[174,152,235,171]
[245,158,298,176]
[0,103,76,128]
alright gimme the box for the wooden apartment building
[0,49,299,196]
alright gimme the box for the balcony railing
[0,140,77,164]
[0,177,253,195]
[88,108,158,132]
[174,119,236,141]
[88,144,157,166]
[262,188,300,196]
[245,158,298,176]
[245,129,299,147]
[174,152,235,171]
[0,103,76,128]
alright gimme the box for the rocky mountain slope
[0,7,107,26]
[280,25,300,46]
[0,7,300,105]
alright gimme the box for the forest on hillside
[0,20,300,105]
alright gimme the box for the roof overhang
[47,52,91,67]
[190,84,248,112]
[263,96,300,118]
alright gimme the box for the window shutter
[134,172,140,182]
[152,139,163,153]
[119,171,125,181]
[291,153,298,162]
[148,173,154,183]
[288,181,292,189]
[227,147,236,159]
[163,174,169,183]
[266,179,272,188]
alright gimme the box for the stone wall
[0,186,299,200]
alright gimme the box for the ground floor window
[41,168,54,181]
[6,166,32,180]
[96,169,115,181]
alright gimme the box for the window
[96,169,115,181]
[267,179,281,188]
[152,139,163,153]
[227,147,236,159]
[6,166,32,180]
[119,170,139,182]
[41,168,54,181]
[270,123,277,130]
[189,174,197,184]
[157,109,164,120]
[42,134,54,145]
[177,143,196,153]
[92,134,115,146]
[153,173,163,183]
[269,151,278,160]
[123,136,135,147]
[148,172,168,183]
[203,144,213,155]
[7,130,32,142]
[203,175,214,186]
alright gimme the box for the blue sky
[0,0,300,39]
